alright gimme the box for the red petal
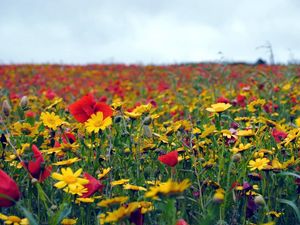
[0,170,20,207]
[69,94,96,123]
[94,102,113,118]
[158,150,178,167]
[82,173,103,198]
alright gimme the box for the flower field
[0,63,300,225]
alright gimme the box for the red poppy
[0,169,20,207]
[158,150,178,167]
[217,96,230,104]
[272,128,287,143]
[69,94,113,123]
[176,219,189,225]
[82,173,104,198]
[22,145,52,182]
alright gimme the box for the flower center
[94,119,104,127]
[64,175,77,184]
[21,128,31,135]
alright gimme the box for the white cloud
[0,0,299,64]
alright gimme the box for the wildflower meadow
[0,63,300,225]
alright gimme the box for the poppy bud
[0,169,21,207]
[143,125,152,138]
[143,116,152,125]
[20,96,28,109]
[231,153,242,162]
[2,100,11,117]
[254,195,265,206]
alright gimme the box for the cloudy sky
[0,0,299,64]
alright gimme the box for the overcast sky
[0,0,299,64]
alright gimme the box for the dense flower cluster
[0,64,300,224]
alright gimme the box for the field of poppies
[0,63,300,225]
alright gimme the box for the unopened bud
[2,100,11,117]
[143,116,152,125]
[20,96,28,109]
[31,178,38,184]
[254,195,265,206]
[50,205,58,210]
[231,153,242,162]
[143,125,152,138]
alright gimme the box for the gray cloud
[0,0,299,64]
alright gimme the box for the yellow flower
[247,99,266,112]
[123,184,147,191]
[144,179,191,199]
[295,117,300,127]
[206,103,232,113]
[111,179,130,187]
[40,112,63,130]
[230,143,252,154]
[52,157,81,166]
[75,197,95,204]
[61,218,78,225]
[52,168,89,194]
[85,112,112,133]
[200,125,216,138]
[124,103,152,119]
[237,129,255,137]
[213,188,225,203]
[97,196,129,207]
[248,158,270,171]
[12,121,38,137]
[266,211,284,218]
[98,168,111,179]
[99,201,152,224]
[99,202,139,224]
[0,213,29,225]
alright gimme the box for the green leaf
[17,203,39,225]
[50,203,72,225]
[277,198,300,222]
[277,171,300,179]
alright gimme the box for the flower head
[248,158,270,171]
[85,112,112,133]
[158,150,178,167]
[81,173,104,198]
[22,144,52,182]
[52,168,89,195]
[69,94,113,123]
[40,112,63,130]
[206,103,232,113]
[0,170,20,207]
[145,179,191,199]
[0,213,29,225]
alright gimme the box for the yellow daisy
[40,111,63,130]
[85,112,112,133]
[206,103,232,113]
[123,183,147,191]
[111,179,130,187]
[52,167,89,193]
[61,218,78,225]
[248,158,270,171]
[0,213,29,225]
[144,179,191,199]
[97,196,129,207]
